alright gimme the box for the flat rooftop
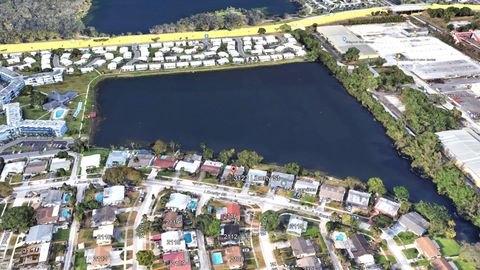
[316,25,378,58]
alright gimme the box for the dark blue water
[85,0,297,34]
[92,63,480,241]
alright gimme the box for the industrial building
[316,25,379,60]
[436,129,480,187]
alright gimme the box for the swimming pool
[51,107,69,120]
[335,232,346,241]
[185,232,192,244]
[188,200,197,210]
[212,252,223,265]
[96,193,103,202]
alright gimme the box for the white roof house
[0,161,25,182]
[25,224,54,244]
[103,186,125,205]
[93,224,114,245]
[346,190,371,209]
[166,193,191,211]
[247,169,267,185]
[286,215,308,236]
[294,178,320,195]
[175,160,201,174]
[49,158,71,172]
[81,154,101,169]
[374,197,401,217]
[161,231,186,252]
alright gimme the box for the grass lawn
[78,228,95,246]
[402,248,419,259]
[394,231,417,245]
[53,228,70,242]
[454,259,476,270]
[74,251,87,270]
[435,238,460,257]
[202,177,218,184]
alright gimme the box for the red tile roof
[35,207,59,225]
[153,156,177,169]
[163,251,191,270]
[221,203,241,222]
[200,164,222,176]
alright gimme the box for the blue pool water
[185,232,192,244]
[336,234,345,241]
[96,193,103,202]
[55,109,65,118]
[62,209,70,218]
[212,253,223,265]
[188,201,197,210]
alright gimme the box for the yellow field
[0,4,479,54]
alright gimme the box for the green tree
[261,210,280,232]
[393,186,409,201]
[342,47,360,62]
[195,214,221,237]
[0,182,12,198]
[136,215,152,237]
[284,162,300,175]
[218,148,235,164]
[459,242,480,268]
[30,91,47,107]
[203,147,214,160]
[136,250,155,266]
[152,139,167,155]
[367,177,387,196]
[1,206,35,233]
[415,201,456,238]
[257,27,266,35]
[103,167,144,186]
[279,24,292,32]
[237,150,263,168]
[54,151,69,159]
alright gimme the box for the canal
[85,0,298,34]
[92,62,479,241]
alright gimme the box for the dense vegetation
[0,206,35,233]
[103,166,144,186]
[427,7,475,21]
[292,28,480,227]
[377,66,413,91]
[401,88,460,134]
[150,8,266,34]
[0,0,91,43]
[343,12,405,25]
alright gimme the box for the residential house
[93,224,114,245]
[163,211,183,231]
[102,185,125,205]
[15,243,51,269]
[348,234,374,266]
[269,172,295,190]
[200,160,224,176]
[127,150,154,169]
[40,189,64,207]
[0,161,25,182]
[166,193,191,211]
[24,159,48,176]
[296,256,322,270]
[220,224,240,246]
[25,224,54,244]
[161,231,186,252]
[163,251,192,270]
[287,215,308,236]
[86,245,112,270]
[398,212,430,236]
[289,237,316,258]
[105,150,129,168]
[246,169,267,185]
[431,258,455,270]
[221,165,245,182]
[35,206,60,225]
[415,237,441,259]
[318,184,346,202]
[217,203,241,223]
[80,154,101,171]
[92,206,117,227]
[346,190,371,210]
[373,197,401,217]
[294,177,320,195]
[49,158,71,172]
[175,154,202,174]
[153,155,177,170]
[224,246,244,269]
[42,91,78,111]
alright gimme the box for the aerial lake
[85,0,298,34]
[92,62,479,240]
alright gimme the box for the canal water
[92,62,480,241]
[85,0,298,34]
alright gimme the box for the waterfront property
[0,67,24,105]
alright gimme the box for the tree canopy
[136,250,155,266]
[342,47,360,62]
[103,166,144,186]
[195,214,221,237]
[237,150,263,168]
[261,210,280,232]
[1,206,35,233]
[367,177,387,196]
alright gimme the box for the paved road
[319,220,343,270]
[63,183,87,270]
